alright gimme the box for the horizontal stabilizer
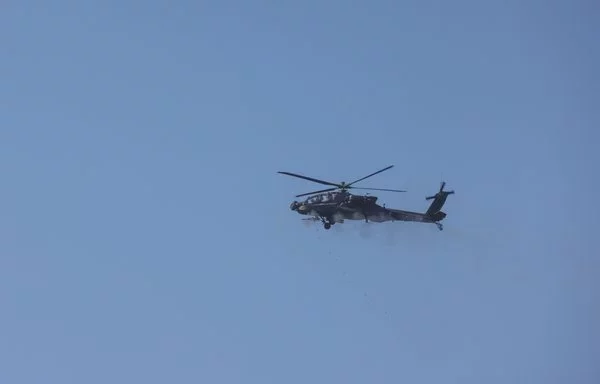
[429,211,446,222]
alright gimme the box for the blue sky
[1,1,598,383]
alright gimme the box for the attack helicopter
[278,165,454,231]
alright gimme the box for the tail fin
[425,181,454,217]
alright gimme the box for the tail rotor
[426,181,454,200]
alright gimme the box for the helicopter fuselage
[289,189,450,230]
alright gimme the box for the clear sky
[1,1,598,383]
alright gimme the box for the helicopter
[278,165,454,231]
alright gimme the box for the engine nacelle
[347,195,378,205]
[365,195,378,203]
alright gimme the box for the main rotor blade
[351,187,407,193]
[277,171,341,188]
[296,187,338,198]
[346,165,394,187]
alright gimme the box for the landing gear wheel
[436,223,443,231]
[324,222,331,230]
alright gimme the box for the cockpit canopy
[304,191,343,204]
